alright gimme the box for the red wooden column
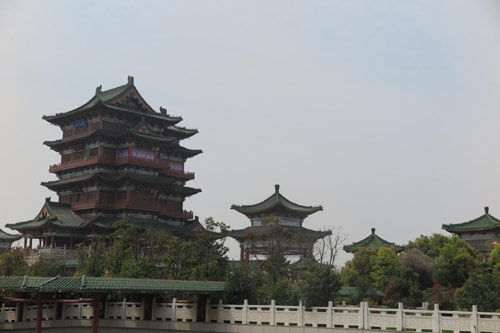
[240,245,244,262]
[29,238,33,249]
[36,293,43,333]
[50,235,55,248]
[92,295,99,333]
[23,237,27,249]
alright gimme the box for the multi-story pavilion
[343,228,404,253]
[7,76,203,260]
[442,207,500,261]
[229,184,331,262]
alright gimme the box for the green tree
[371,247,401,290]
[30,260,66,277]
[76,240,107,277]
[433,237,480,288]
[488,243,500,268]
[299,263,341,307]
[0,250,27,276]
[224,266,261,304]
[455,268,500,312]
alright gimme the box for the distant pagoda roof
[231,184,323,218]
[7,198,87,232]
[228,225,331,241]
[343,228,404,253]
[0,229,22,242]
[43,76,183,126]
[442,207,500,233]
[165,125,198,140]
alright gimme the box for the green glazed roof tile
[0,276,225,294]
[442,207,500,232]
[231,184,323,217]
[343,228,404,253]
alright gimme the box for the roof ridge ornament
[371,227,376,234]
[127,75,134,85]
[160,106,167,115]
[275,184,280,193]
[95,85,102,96]
[485,206,489,214]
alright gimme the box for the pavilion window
[131,148,155,160]
[168,200,182,212]
[117,148,128,159]
[169,161,184,171]
[89,121,99,131]
[116,191,127,202]
[99,191,115,204]
[86,191,97,201]
[59,194,70,204]
[75,193,82,202]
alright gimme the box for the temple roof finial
[95,85,102,95]
[127,75,134,85]
[160,106,167,115]
[485,206,489,214]
[275,184,280,192]
[371,227,376,234]
[45,197,51,203]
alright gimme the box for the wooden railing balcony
[71,199,193,219]
[49,156,115,173]
[50,155,195,180]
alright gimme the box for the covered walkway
[0,275,225,333]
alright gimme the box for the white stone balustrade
[152,298,197,322]
[2,299,500,333]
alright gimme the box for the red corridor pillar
[92,295,100,333]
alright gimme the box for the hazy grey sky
[1,1,499,265]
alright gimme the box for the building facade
[442,207,500,261]
[7,76,203,261]
[229,184,331,262]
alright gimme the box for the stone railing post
[172,298,177,322]
[205,298,210,323]
[433,304,440,333]
[151,297,156,321]
[396,302,403,331]
[242,299,248,325]
[16,302,22,322]
[327,301,333,328]
[471,305,478,333]
[217,299,223,324]
[358,302,364,329]
[1,303,5,323]
[270,300,275,325]
[298,300,304,327]
[363,302,369,329]
[122,298,127,320]
[140,298,145,320]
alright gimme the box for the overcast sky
[1,1,499,266]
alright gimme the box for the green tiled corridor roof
[0,276,225,294]
[231,184,323,217]
[343,228,404,253]
[442,207,500,233]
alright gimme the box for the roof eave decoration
[42,76,183,126]
[442,207,500,233]
[231,184,323,217]
[343,227,404,253]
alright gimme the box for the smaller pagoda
[0,229,21,254]
[442,206,500,261]
[343,228,404,253]
[229,184,331,262]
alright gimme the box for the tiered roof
[343,228,404,253]
[442,207,500,233]
[43,76,182,126]
[228,224,331,241]
[231,184,323,218]
[6,198,87,232]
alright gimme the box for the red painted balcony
[50,155,195,180]
[71,199,193,219]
